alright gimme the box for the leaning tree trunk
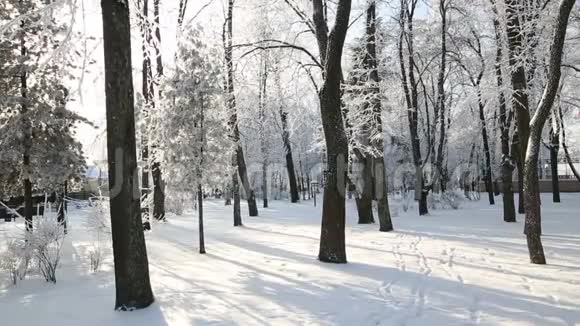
[272,46,299,204]
[312,0,351,264]
[559,105,580,182]
[280,108,300,203]
[225,0,258,218]
[101,0,154,310]
[523,0,575,265]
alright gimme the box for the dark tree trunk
[559,105,580,182]
[280,109,300,203]
[478,95,495,206]
[523,0,575,265]
[236,148,258,216]
[259,58,268,208]
[398,2,428,215]
[513,133,525,214]
[491,4,516,222]
[101,0,154,310]
[198,184,206,254]
[547,121,561,203]
[23,178,33,232]
[19,19,33,232]
[312,0,351,264]
[139,0,152,231]
[364,0,392,231]
[57,186,67,232]
[549,145,560,203]
[225,0,257,218]
[505,0,532,214]
[224,183,232,205]
[232,173,242,226]
[177,0,188,28]
[356,155,374,224]
[152,0,166,222]
[435,0,448,192]
[262,163,268,208]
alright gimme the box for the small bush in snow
[0,239,28,285]
[428,190,464,210]
[88,248,103,273]
[441,190,464,210]
[86,197,110,273]
[30,216,66,283]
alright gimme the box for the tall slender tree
[152,0,166,221]
[224,0,258,223]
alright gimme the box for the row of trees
[2,0,577,310]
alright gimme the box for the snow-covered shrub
[389,201,400,217]
[0,239,28,285]
[441,190,464,210]
[88,248,103,273]
[86,197,110,273]
[164,191,193,216]
[428,190,465,210]
[31,216,65,283]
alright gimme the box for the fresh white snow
[1,193,579,326]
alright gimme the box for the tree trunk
[505,0,532,214]
[559,105,580,182]
[101,0,154,310]
[259,57,268,208]
[151,0,166,221]
[491,5,516,222]
[19,17,33,233]
[356,155,374,224]
[225,0,257,218]
[232,172,242,226]
[523,0,575,265]
[548,124,561,203]
[478,95,495,205]
[513,132,525,214]
[398,3,427,215]
[280,109,300,203]
[139,0,152,231]
[435,0,448,193]
[57,186,67,232]
[198,183,206,254]
[224,183,232,205]
[366,1,392,231]
[312,0,351,264]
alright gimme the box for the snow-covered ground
[1,193,579,326]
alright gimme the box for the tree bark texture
[101,0,155,310]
